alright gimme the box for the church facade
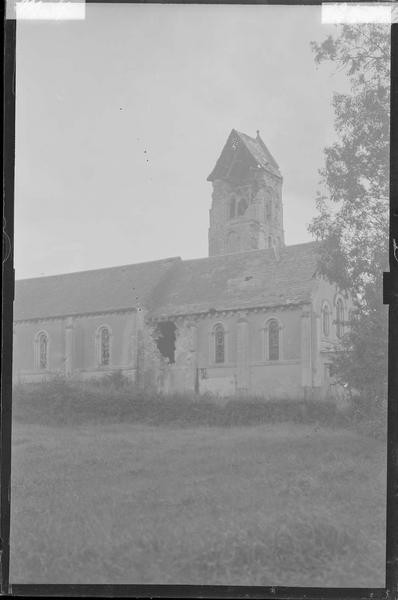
[13,129,350,399]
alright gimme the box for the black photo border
[2,0,397,597]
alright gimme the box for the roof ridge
[183,241,317,261]
[16,243,319,283]
[235,129,256,142]
[16,256,182,283]
[180,248,275,265]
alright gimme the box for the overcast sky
[15,3,350,279]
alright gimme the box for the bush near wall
[11,375,386,438]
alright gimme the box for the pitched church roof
[150,242,320,318]
[14,257,180,321]
[14,242,320,322]
[207,128,281,181]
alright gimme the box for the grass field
[10,420,386,587]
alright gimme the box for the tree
[309,24,390,403]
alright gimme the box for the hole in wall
[154,321,176,364]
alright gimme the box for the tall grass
[12,376,386,438]
[10,419,386,585]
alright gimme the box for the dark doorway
[155,321,176,363]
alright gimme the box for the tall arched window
[97,326,111,366]
[237,198,248,216]
[336,298,344,338]
[36,332,49,369]
[229,196,236,219]
[266,200,272,220]
[322,303,330,337]
[267,319,280,361]
[214,324,225,364]
[226,231,240,253]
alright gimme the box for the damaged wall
[136,310,172,393]
[140,317,199,394]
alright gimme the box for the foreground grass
[10,421,386,586]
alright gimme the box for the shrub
[347,394,387,440]
[91,370,131,391]
[11,379,386,438]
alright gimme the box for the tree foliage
[309,25,390,401]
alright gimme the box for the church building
[13,129,350,399]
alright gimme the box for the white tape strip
[6,0,86,20]
[322,3,393,24]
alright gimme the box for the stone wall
[13,310,137,383]
[149,306,305,398]
[13,295,342,401]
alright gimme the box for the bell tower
[207,129,284,256]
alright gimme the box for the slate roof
[14,243,320,322]
[150,242,320,318]
[207,129,282,181]
[14,257,180,321]
[236,130,280,173]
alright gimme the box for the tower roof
[207,128,281,182]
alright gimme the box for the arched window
[226,230,240,253]
[263,317,282,360]
[229,196,236,219]
[237,198,248,216]
[336,298,344,338]
[266,319,280,361]
[36,331,49,369]
[322,303,330,337]
[266,200,272,220]
[97,326,111,366]
[214,324,225,364]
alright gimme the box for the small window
[97,326,111,366]
[336,298,344,338]
[37,332,48,369]
[322,303,330,337]
[266,200,272,220]
[229,196,236,219]
[214,324,225,364]
[237,198,248,216]
[268,319,280,361]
